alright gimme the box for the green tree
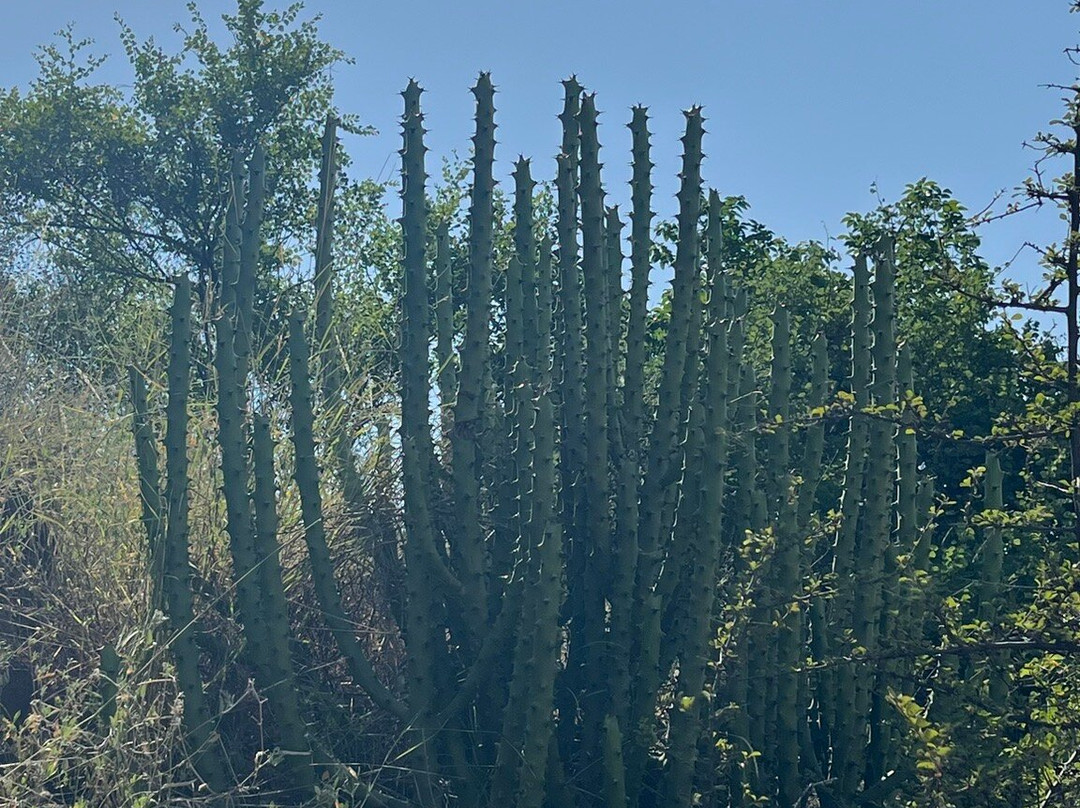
[0,0,347,374]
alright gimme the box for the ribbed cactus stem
[499,248,526,587]
[514,237,563,808]
[979,450,1009,706]
[536,235,554,371]
[287,310,407,721]
[850,236,898,795]
[768,306,802,808]
[629,109,705,792]
[802,330,831,793]
[449,73,497,641]
[513,157,539,369]
[832,253,872,795]
[895,342,920,636]
[399,81,449,748]
[577,91,616,766]
[555,81,586,486]
[213,150,273,689]
[622,105,654,458]
[235,141,265,370]
[307,114,373,564]
[735,348,770,786]
[604,205,625,431]
[912,478,936,576]
[617,122,653,726]
[767,307,793,509]
[313,115,342,406]
[220,149,245,314]
[798,333,829,530]
[603,714,629,808]
[635,106,704,586]
[665,259,734,808]
[155,276,229,793]
[553,78,589,766]
[250,412,315,800]
[489,191,538,801]
[490,373,537,806]
[607,202,637,743]
[313,116,338,353]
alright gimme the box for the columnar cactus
[630,110,705,769]
[664,199,737,808]
[513,237,563,808]
[130,277,229,795]
[848,237,899,795]
[489,161,543,806]
[124,74,988,808]
[250,412,315,796]
[553,76,589,764]
[979,450,1008,705]
[613,113,653,739]
[832,253,873,795]
[287,310,407,720]
[450,73,498,644]
[767,305,804,808]
[213,151,267,675]
[575,90,616,770]
[313,114,340,389]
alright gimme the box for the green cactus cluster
[128,75,954,808]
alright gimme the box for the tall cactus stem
[576,91,616,765]
[449,73,497,642]
[250,412,316,800]
[287,310,408,721]
[133,276,229,794]
[848,237,898,796]
[235,141,265,371]
[400,79,450,729]
[665,251,734,808]
[831,253,873,795]
[514,236,563,808]
[631,107,705,780]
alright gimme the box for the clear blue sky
[1,1,1077,298]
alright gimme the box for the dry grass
[0,283,412,806]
